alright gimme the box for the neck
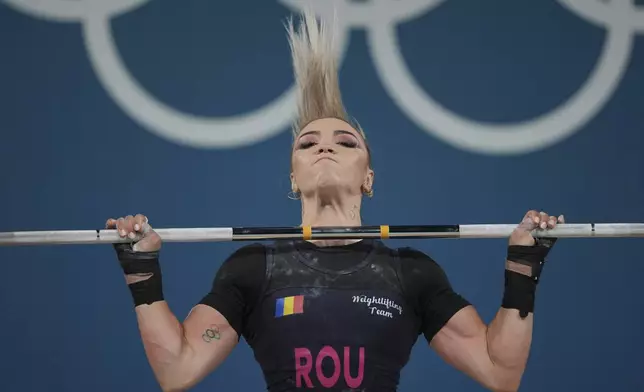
[300,192,363,247]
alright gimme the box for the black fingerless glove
[114,243,164,307]
[502,237,557,318]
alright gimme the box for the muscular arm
[135,302,238,392]
[133,244,266,392]
[430,305,531,392]
[401,249,532,392]
[427,260,538,392]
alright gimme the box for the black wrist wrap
[113,243,164,307]
[502,270,537,318]
[502,237,557,318]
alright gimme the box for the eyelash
[299,141,358,149]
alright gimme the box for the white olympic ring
[3,0,644,154]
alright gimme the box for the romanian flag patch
[275,295,304,318]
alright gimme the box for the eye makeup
[296,130,361,150]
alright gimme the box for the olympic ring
[2,0,150,21]
[366,0,636,154]
[79,4,351,149]
[558,0,644,30]
[3,0,644,154]
[202,325,221,343]
[3,0,351,149]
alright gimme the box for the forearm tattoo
[201,324,221,343]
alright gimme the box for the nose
[317,146,335,154]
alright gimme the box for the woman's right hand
[105,214,162,252]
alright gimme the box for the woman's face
[291,117,373,198]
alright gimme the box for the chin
[314,171,343,190]
[317,182,358,200]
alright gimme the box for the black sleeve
[398,247,471,343]
[198,243,267,339]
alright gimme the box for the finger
[140,221,153,235]
[518,210,539,231]
[530,210,544,224]
[105,218,117,229]
[547,215,557,229]
[537,211,550,229]
[125,216,142,240]
[129,231,145,243]
[122,215,135,234]
[558,214,565,224]
[133,214,147,232]
[524,210,539,221]
[523,210,540,224]
[116,217,127,237]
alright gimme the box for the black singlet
[199,239,470,391]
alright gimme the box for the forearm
[486,307,533,390]
[485,259,541,391]
[432,213,559,392]
[119,253,196,389]
[110,218,235,391]
[135,302,193,386]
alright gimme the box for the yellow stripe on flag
[283,296,295,316]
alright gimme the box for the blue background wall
[1,0,643,391]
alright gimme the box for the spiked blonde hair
[285,9,366,141]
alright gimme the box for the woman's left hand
[509,210,565,246]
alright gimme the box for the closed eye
[298,141,316,149]
[338,140,358,148]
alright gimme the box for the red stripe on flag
[293,295,304,314]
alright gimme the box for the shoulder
[391,245,454,294]
[214,242,267,282]
[395,246,437,262]
[395,246,446,277]
[224,242,267,262]
[392,246,471,341]
[222,242,268,266]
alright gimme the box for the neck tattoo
[350,205,358,220]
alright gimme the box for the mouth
[315,157,337,164]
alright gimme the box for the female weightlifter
[105,9,564,392]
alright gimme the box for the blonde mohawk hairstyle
[286,9,365,139]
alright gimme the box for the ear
[290,172,298,193]
[362,168,374,192]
